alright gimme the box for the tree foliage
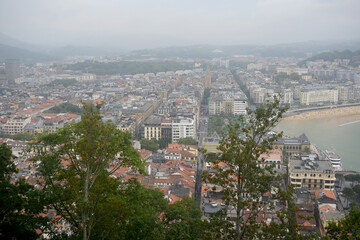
[140,138,160,152]
[44,102,82,114]
[326,206,360,240]
[0,131,34,141]
[344,174,360,182]
[299,50,360,67]
[202,88,211,105]
[202,97,308,239]
[177,137,197,146]
[163,197,208,240]
[29,103,144,239]
[48,78,78,87]
[66,61,193,75]
[0,143,50,239]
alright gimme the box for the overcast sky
[1,0,359,49]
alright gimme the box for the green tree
[0,131,34,141]
[343,187,356,206]
[352,185,360,202]
[202,97,308,239]
[163,197,206,240]
[202,88,211,105]
[0,143,50,239]
[92,178,168,240]
[289,72,301,80]
[157,138,172,149]
[29,103,144,240]
[140,138,160,152]
[344,174,360,183]
[326,206,360,239]
[44,102,82,114]
[48,78,78,87]
[177,137,197,146]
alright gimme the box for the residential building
[143,115,172,141]
[5,59,20,85]
[289,157,336,190]
[2,116,31,134]
[300,87,338,106]
[172,117,196,143]
[276,67,308,75]
[273,133,310,157]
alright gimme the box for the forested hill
[299,50,360,67]
[65,61,193,75]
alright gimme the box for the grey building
[5,59,20,85]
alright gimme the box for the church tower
[205,64,211,89]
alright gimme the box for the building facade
[2,116,31,134]
[5,59,20,85]
[289,158,336,190]
[300,88,338,106]
[171,117,196,143]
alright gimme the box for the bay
[275,114,360,171]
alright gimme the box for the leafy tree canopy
[44,102,82,114]
[0,143,50,239]
[48,78,78,87]
[140,138,160,152]
[29,103,144,239]
[326,206,360,240]
[177,137,197,146]
[203,97,310,239]
[66,61,193,75]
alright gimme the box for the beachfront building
[300,87,338,106]
[272,133,311,157]
[289,156,336,190]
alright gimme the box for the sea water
[275,115,360,171]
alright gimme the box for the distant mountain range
[298,50,360,67]
[0,44,52,62]
[0,32,360,62]
[125,41,360,59]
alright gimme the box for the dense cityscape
[1,0,360,239]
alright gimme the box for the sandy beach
[283,106,360,121]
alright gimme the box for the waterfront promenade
[284,104,360,121]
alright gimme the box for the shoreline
[283,105,360,121]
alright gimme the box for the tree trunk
[236,167,242,240]
[83,167,90,240]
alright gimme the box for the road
[194,105,209,208]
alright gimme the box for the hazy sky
[1,0,359,49]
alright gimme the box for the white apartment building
[2,116,31,135]
[281,89,294,105]
[233,100,247,115]
[172,117,196,143]
[300,88,338,106]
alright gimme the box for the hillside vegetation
[66,61,193,75]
